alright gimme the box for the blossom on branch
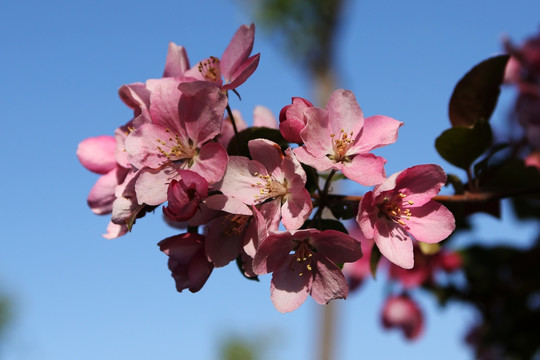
[357,164,456,269]
[253,229,363,313]
[294,89,403,186]
[180,24,260,94]
[218,138,312,230]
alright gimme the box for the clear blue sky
[1,0,539,359]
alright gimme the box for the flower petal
[77,136,117,174]
[311,256,349,305]
[221,24,255,82]
[270,255,312,313]
[341,153,387,186]
[406,201,456,243]
[374,220,414,269]
[162,42,190,78]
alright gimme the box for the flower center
[198,56,221,83]
[251,172,288,203]
[223,214,251,236]
[290,241,314,276]
[328,129,354,162]
[378,192,414,228]
[156,129,197,166]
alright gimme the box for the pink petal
[221,24,255,82]
[218,156,267,205]
[87,169,117,214]
[190,142,228,184]
[351,115,403,153]
[222,53,260,90]
[252,231,296,275]
[311,230,363,264]
[253,105,278,129]
[406,201,456,243]
[77,136,117,174]
[147,77,184,134]
[102,221,128,239]
[325,89,365,136]
[357,191,376,239]
[205,215,245,267]
[395,164,447,206]
[248,139,284,174]
[341,153,387,186]
[162,42,190,78]
[293,146,335,172]
[310,256,349,305]
[374,220,414,269]
[118,82,150,114]
[204,194,252,215]
[179,87,227,145]
[125,123,174,169]
[135,166,180,206]
[270,255,312,313]
[281,188,312,230]
[300,107,332,157]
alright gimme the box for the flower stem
[313,169,337,223]
[225,103,240,144]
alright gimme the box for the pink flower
[357,164,456,269]
[218,138,312,230]
[381,294,424,340]
[180,24,260,93]
[279,97,313,144]
[204,199,269,271]
[253,229,363,313]
[125,83,228,205]
[158,233,213,293]
[163,170,208,223]
[294,89,403,186]
[77,135,119,214]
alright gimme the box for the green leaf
[448,55,509,127]
[227,127,289,157]
[435,121,492,169]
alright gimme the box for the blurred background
[1,0,540,359]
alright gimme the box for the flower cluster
[77,24,456,313]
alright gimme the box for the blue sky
[1,0,539,359]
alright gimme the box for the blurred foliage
[427,240,540,360]
[220,337,258,360]
[239,0,343,75]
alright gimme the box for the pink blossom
[163,170,208,223]
[279,97,313,144]
[125,83,228,205]
[180,24,260,93]
[253,229,363,313]
[204,200,270,271]
[381,294,424,340]
[294,89,403,186]
[357,164,456,269]
[218,138,312,230]
[158,233,213,293]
